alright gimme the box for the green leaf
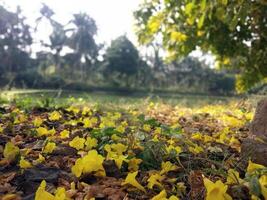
[198,13,206,29]
[220,0,228,5]
[249,176,261,197]
[215,7,225,21]
[185,3,194,15]
[200,0,207,11]
[229,15,239,31]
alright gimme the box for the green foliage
[103,36,140,76]
[0,5,32,74]
[134,0,267,91]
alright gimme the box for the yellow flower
[128,158,142,171]
[204,135,213,143]
[111,134,121,141]
[247,160,265,174]
[49,111,61,121]
[0,124,3,133]
[3,142,20,161]
[43,142,56,154]
[170,31,187,42]
[191,133,202,141]
[147,173,165,189]
[82,106,91,116]
[122,171,146,192]
[59,130,70,139]
[35,180,55,200]
[154,127,162,134]
[36,154,45,163]
[85,137,98,150]
[143,124,151,132]
[152,190,167,200]
[69,136,85,150]
[54,187,69,200]
[19,157,32,169]
[116,125,125,133]
[166,145,182,154]
[104,144,128,169]
[226,169,241,184]
[203,178,232,200]
[111,143,127,155]
[83,117,98,128]
[160,161,178,175]
[66,106,80,114]
[33,117,43,127]
[259,175,267,199]
[36,127,49,136]
[71,158,84,177]
[189,145,204,154]
[71,150,106,177]
[169,196,180,200]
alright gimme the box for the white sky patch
[0,0,140,45]
[0,0,215,66]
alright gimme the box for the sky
[0,0,141,45]
[0,0,215,65]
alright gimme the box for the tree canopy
[103,35,140,76]
[134,0,267,92]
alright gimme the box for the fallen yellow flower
[122,171,146,192]
[19,156,32,169]
[3,142,20,162]
[247,160,265,174]
[69,136,85,150]
[203,177,232,200]
[43,142,56,154]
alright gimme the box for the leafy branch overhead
[134,0,267,91]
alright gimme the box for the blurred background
[0,0,266,98]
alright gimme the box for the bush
[14,70,44,88]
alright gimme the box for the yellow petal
[19,157,32,169]
[151,190,167,200]
[69,136,85,150]
[3,142,19,161]
[247,160,265,174]
[43,142,56,154]
[122,171,146,192]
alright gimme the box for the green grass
[0,89,262,110]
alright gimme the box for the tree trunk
[250,99,267,141]
[241,99,267,166]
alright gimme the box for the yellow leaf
[3,142,19,161]
[19,156,32,169]
[69,136,85,150]
[122,171,146,192]
[43,142,56,154]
